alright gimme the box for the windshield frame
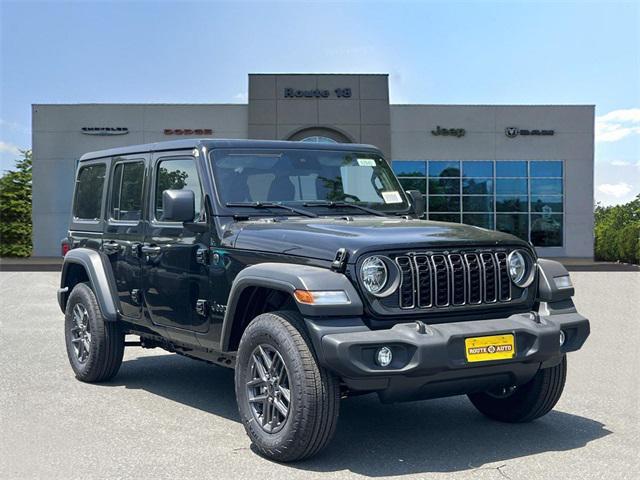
[208,147,412,217]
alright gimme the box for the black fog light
[376,346,393,367]
[559,330,566,346]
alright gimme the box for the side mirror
[406,190,425,219]
[162,189,195,222]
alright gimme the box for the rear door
[142,152,210,337]
[102,155,147,319]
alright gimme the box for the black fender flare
[220,263,363,352]
[58,248,119,321]
[537,258,574,302]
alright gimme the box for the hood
[222,216,531,262]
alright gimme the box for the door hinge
[131,289,141,305]
[195,299,209,317]
[196,247,210,265]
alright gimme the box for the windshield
[209,148,410,214]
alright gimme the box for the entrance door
[103,155,147,319]
[142,152,211,337]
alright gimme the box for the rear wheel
[64,283,125,382]
[468,356,567,422]
[235,310,340,462]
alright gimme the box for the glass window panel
[429,213,461,223]
[496,213,529,241]
[429,178,460,195]
[496,178,528,195]
[429,161,460,177]
[496,161,527,177]
[463,214,494,229]
[111,162,144,221]
[398,178,426,194]
[462,161,493,177]
[392,161,426,177]
[531,178,563,195]
[496,195,528,212]
[463,196,493,212]
[73,164,106,220]
[531,214,563,247]
[531,195,563,213]
[463,177,493,194]
[530,161,562,177]
[155,157,203,221]
[428,195,460,212]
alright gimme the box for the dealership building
[32,73,594,258]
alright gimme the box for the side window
[154,157,202,221]
[73,163,106,220]
[110,161,145,221]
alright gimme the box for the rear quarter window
[73,163,106,220]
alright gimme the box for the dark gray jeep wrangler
[58,139,589,461]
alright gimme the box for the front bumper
[304,305,589,402]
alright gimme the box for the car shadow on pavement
[110,353,611,476]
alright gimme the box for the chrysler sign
[505,127,554,138]
[81,127,128,135]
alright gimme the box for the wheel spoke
[246,377,266,388]
[248,394,268,404]
[273,397,288,417]
[252,354,269,382]
[258,345,273,371]
[278,385,290,403]
[262,400,272,427]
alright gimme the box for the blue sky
[1,0,638,205]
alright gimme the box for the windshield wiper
[225,202,318,218]
[303,201,387,217]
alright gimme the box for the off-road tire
[235,310,340,462]
[468,356,567,422]
[64,282,125,382]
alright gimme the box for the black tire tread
[468,356,567,423]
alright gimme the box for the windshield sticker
[382,191,403,204]
[357,158,377,167]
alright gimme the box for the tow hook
[415,320,433,335]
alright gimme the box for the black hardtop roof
[79,139,382,162]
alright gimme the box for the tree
[0,149,32,257]
[594,194,640,264]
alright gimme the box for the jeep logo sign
[505,127,554,138]
[81,127,129,136]
[431,126,466,138]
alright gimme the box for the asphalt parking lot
[1,271,638,480]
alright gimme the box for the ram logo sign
[505,127,554,138]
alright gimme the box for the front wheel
[468,356,567,422]
[235,311,340,462]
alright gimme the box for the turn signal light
[293,290,350,305]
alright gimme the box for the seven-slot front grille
[394,251,513,309]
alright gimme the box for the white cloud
[595,108,640,143]
[232,92,248,103]
[0,141,21,156]
[597,182,633,198]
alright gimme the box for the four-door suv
[59,139,589,461]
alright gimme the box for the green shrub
[594,194,640,264]
[0,149,32,257]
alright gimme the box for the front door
[142,152,211,336]
[103,155,147,319]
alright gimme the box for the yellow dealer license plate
[465,334,515,363]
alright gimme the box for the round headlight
[360,256,388,295]
[507,250,535,288]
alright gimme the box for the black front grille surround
[360,247,535,315]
